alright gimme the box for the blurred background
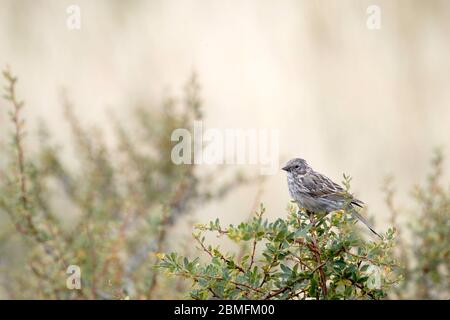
[0,0,448,299]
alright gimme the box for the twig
[148,206,170,298]
[307,213,328,299]
[2,68,40,238]
[248,237,257,270]
[193,235,245,273]
[174,272,265,295]
[259,242,283,289]
[345,250,396,267]
[264,286,290,300]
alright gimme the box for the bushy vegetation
[0,68,247,299]
[157,203,400,300]
[385,150,449,299]
[0,68,448,299]
[157,153,449,300]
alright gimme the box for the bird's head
[282,158,310,175]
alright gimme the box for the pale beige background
[1,0,449,233]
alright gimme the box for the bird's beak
[281,166,289,172]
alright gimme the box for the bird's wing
[299,171,345,197]
[299,171,366,206]
[308,172,366,208]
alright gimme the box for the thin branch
[2,68,39,238]
[193,235,246,273]
[248,237,258,270]
[148,206,170,298]
[307,214,328,299]
[174,272,265,295]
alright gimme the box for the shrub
[0,68,248,299]
[385,150,450,299]
[1,67,447,300]
[157,202,400,300]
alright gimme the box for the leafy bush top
[158,203,400,300]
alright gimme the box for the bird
[282,158,381,238]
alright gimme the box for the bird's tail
[350,209,382,239]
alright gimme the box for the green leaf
[294,224,312,238]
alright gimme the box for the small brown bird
[282,158,381,238]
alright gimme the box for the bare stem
[308,214,328,299]
[2,68,40,238]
